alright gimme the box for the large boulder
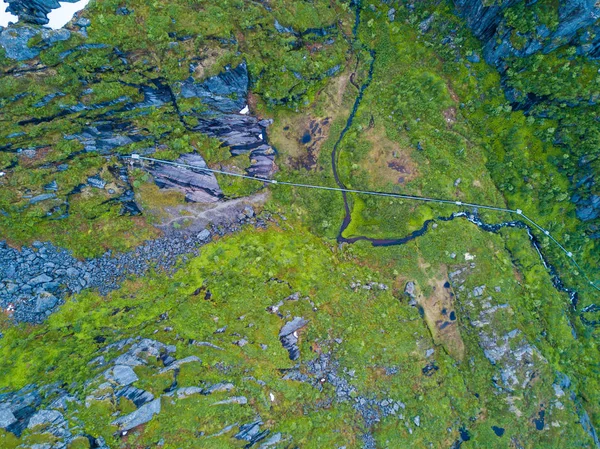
[112,398,161,432]
[279,317,308,361]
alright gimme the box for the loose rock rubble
[0,337,257,447]
[0,210,270,323]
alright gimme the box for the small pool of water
[1,0,90,29]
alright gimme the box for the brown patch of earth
[18,146,51,168]
[288,116,331,170]
[415,265,465,361]
[364,127,418,186]
[191,46,228,81]
[270,65,353,170]
[443,106,457,125]
[159,190,270,235]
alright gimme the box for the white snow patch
[0,1,18,27]
[47,0,90,30]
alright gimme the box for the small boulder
[34,293,58,314]
[29,274,53,286]
[197,229,211,241]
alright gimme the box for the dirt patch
[191,47,228,81]
[18,146,51,168]
[273,66,352,170]
[247,92,260,116]
[288,116,331,170]
[159,190,270,235]
[415,266,465,361]
[443,106,457,126]
[365,127,418,185]
[447,83,460,103]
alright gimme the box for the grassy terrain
[0,219,595,447]
[0,0,353,257]
[1,0,599,447]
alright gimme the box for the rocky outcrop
[6,0,82,25]
[66,121,150,155]
[2,32,275,211]
[148,153,223,202]
[194,114,277,179]
[573,193,600,222]
[453,0,600,68]
[179,63,248,114]
[178,62,277,181]
[0,337,256,446]
[449,267,546,389]
[235,419,270,446]
[112,398,161,432]
[0,25,71,60]
[0,385,42,436]
[279,317,308,360]
[130,63,277,200]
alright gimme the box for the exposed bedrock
[0,25,72,60]
[279,317,308,361]
[142,62,276,200]
[178,62,249,114]
[193,114,277,179]
[148,153,223,203]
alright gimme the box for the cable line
[125,154,600,293]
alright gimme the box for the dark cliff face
[453,0,600,68]
[453,0,600,225]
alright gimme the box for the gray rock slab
[106,365,138,386]
[112,398,161,431]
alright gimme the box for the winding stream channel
[332,2,586,310]
[330,3,599,443]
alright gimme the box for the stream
[329,4,598,443]
[332,2,581,309]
